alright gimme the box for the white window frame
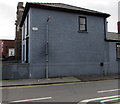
[79,16,87,32]
[116,44,120,59]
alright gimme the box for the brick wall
[15,2,24,61]
[2,63,29,79]
[0,40,15,58]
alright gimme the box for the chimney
[118,22,120,34]
[15,2,24,61]
[18,2,23,8]
[16,2,24,25]
[118,1,120,33]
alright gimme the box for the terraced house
[19,2,120,79]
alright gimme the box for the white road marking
[81,95,120,102]
[10,97,52,103]
[101,97,120,103]
[98,89,120,93]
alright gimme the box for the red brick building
[0,40,15,59]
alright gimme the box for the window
[26,15,29,36]
[117,44,120,59]
[79,16,87,32]
[23,23,25,40]
[26,37,29,63]
[23,45,25,62]
[8,48,15,56]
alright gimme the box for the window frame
[22,44,25,62]
[78,16,87,32]
[116,43,120,59]
[26,15,29,36]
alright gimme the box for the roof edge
[20,2,110,27]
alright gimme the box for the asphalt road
[1,79,120,104]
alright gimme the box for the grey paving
[75,74,120,82]
[0,74,119,87]
[1,77,80,87]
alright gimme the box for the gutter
[20,3,110,27]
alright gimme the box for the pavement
[0,74,120,87]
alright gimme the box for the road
[1,79,120,104]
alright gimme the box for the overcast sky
[0,0,119,39]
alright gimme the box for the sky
[0,0,119,40]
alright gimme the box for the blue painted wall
[107,42,120,74]
[118,61,120,73]
[2,63,29,79]
[22,7,119,78]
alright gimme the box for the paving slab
[76,74,120,82]
[1,77,80,87]
[0,74,119,87]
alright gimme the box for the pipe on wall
[45,16,51,79]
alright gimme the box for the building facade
[106,32,120,74]
[19,3,114,78]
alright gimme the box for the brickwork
[0,40,15,58]
[15,2,24,61]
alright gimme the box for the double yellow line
[0,82,81,89]
[0,79,115,89]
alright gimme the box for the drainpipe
[45,16,50,79]
[103,18,108,75]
